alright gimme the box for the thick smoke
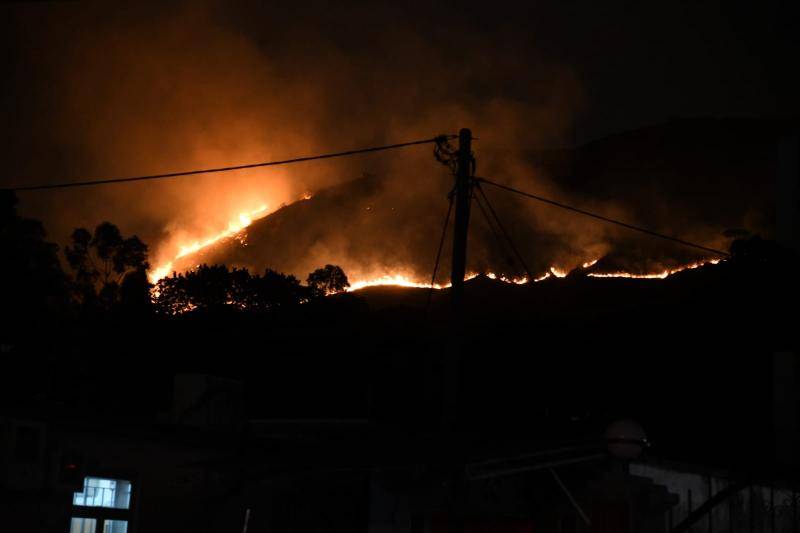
[2,2,775,281]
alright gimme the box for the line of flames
[149,196,312,284]
[346,258,722,291]
[584,258,721,279]
[147,201,722,290]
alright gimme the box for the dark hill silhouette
[542,117,791,231]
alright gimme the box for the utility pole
[443,128,474,429]
[450,128,473,307]
[443,128,473,533]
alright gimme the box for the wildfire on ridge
[347,275,448,291]
[148,204,274,283]
[486,273,528,284]
[146,197,723,290]
[149,193,320,284]
[585,258,721,279]
[346,258,723,290]
[346,273,480,292]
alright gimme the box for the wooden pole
[450,127,473,308]
[443,128,473,533]
[442,127,474,429]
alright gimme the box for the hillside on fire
[157,118,787,285]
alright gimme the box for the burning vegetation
[146,170,730,292]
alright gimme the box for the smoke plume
[1,2,777,281]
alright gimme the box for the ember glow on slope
[149,204,272,283]
[585,258,721,279]
[146,205,723,289]
[346,258,722,290]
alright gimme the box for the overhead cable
[476,177,730,257]
[9,136,454,192]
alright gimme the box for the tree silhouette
[248,269,310,311]
[153,265,230,314]
[0,190,67,323]
[153,264,323,315]
[154,265,255,314]
[153,271,192,315]
[65,221,149,309]
[118,267,153,315]
[307,264,350,296]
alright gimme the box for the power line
[474,183,535,280]
[476,177,731,257]
[8,136,453,192]
[472,188,526,280]
[426,189,455,313]
[472,189,504,254]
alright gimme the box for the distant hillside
[169,118,791,281]
[547,117,791,230]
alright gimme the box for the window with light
[70,477,133,533]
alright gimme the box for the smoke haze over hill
[1,2,795,278]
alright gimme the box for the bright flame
[148,204,272,283]
[174,205,268,260]
[348,275,448,291]
[149,193,319,284]
[486,273,529,284]
[586,258,721,279]
[347,271,538,291]
[347,273,480,291]
[149,263,175,284]
[345,258,723,291]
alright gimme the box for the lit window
[70,477,133,533]
[73,477,131,509]
[70,518,97,533]
[103,520,129,533]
